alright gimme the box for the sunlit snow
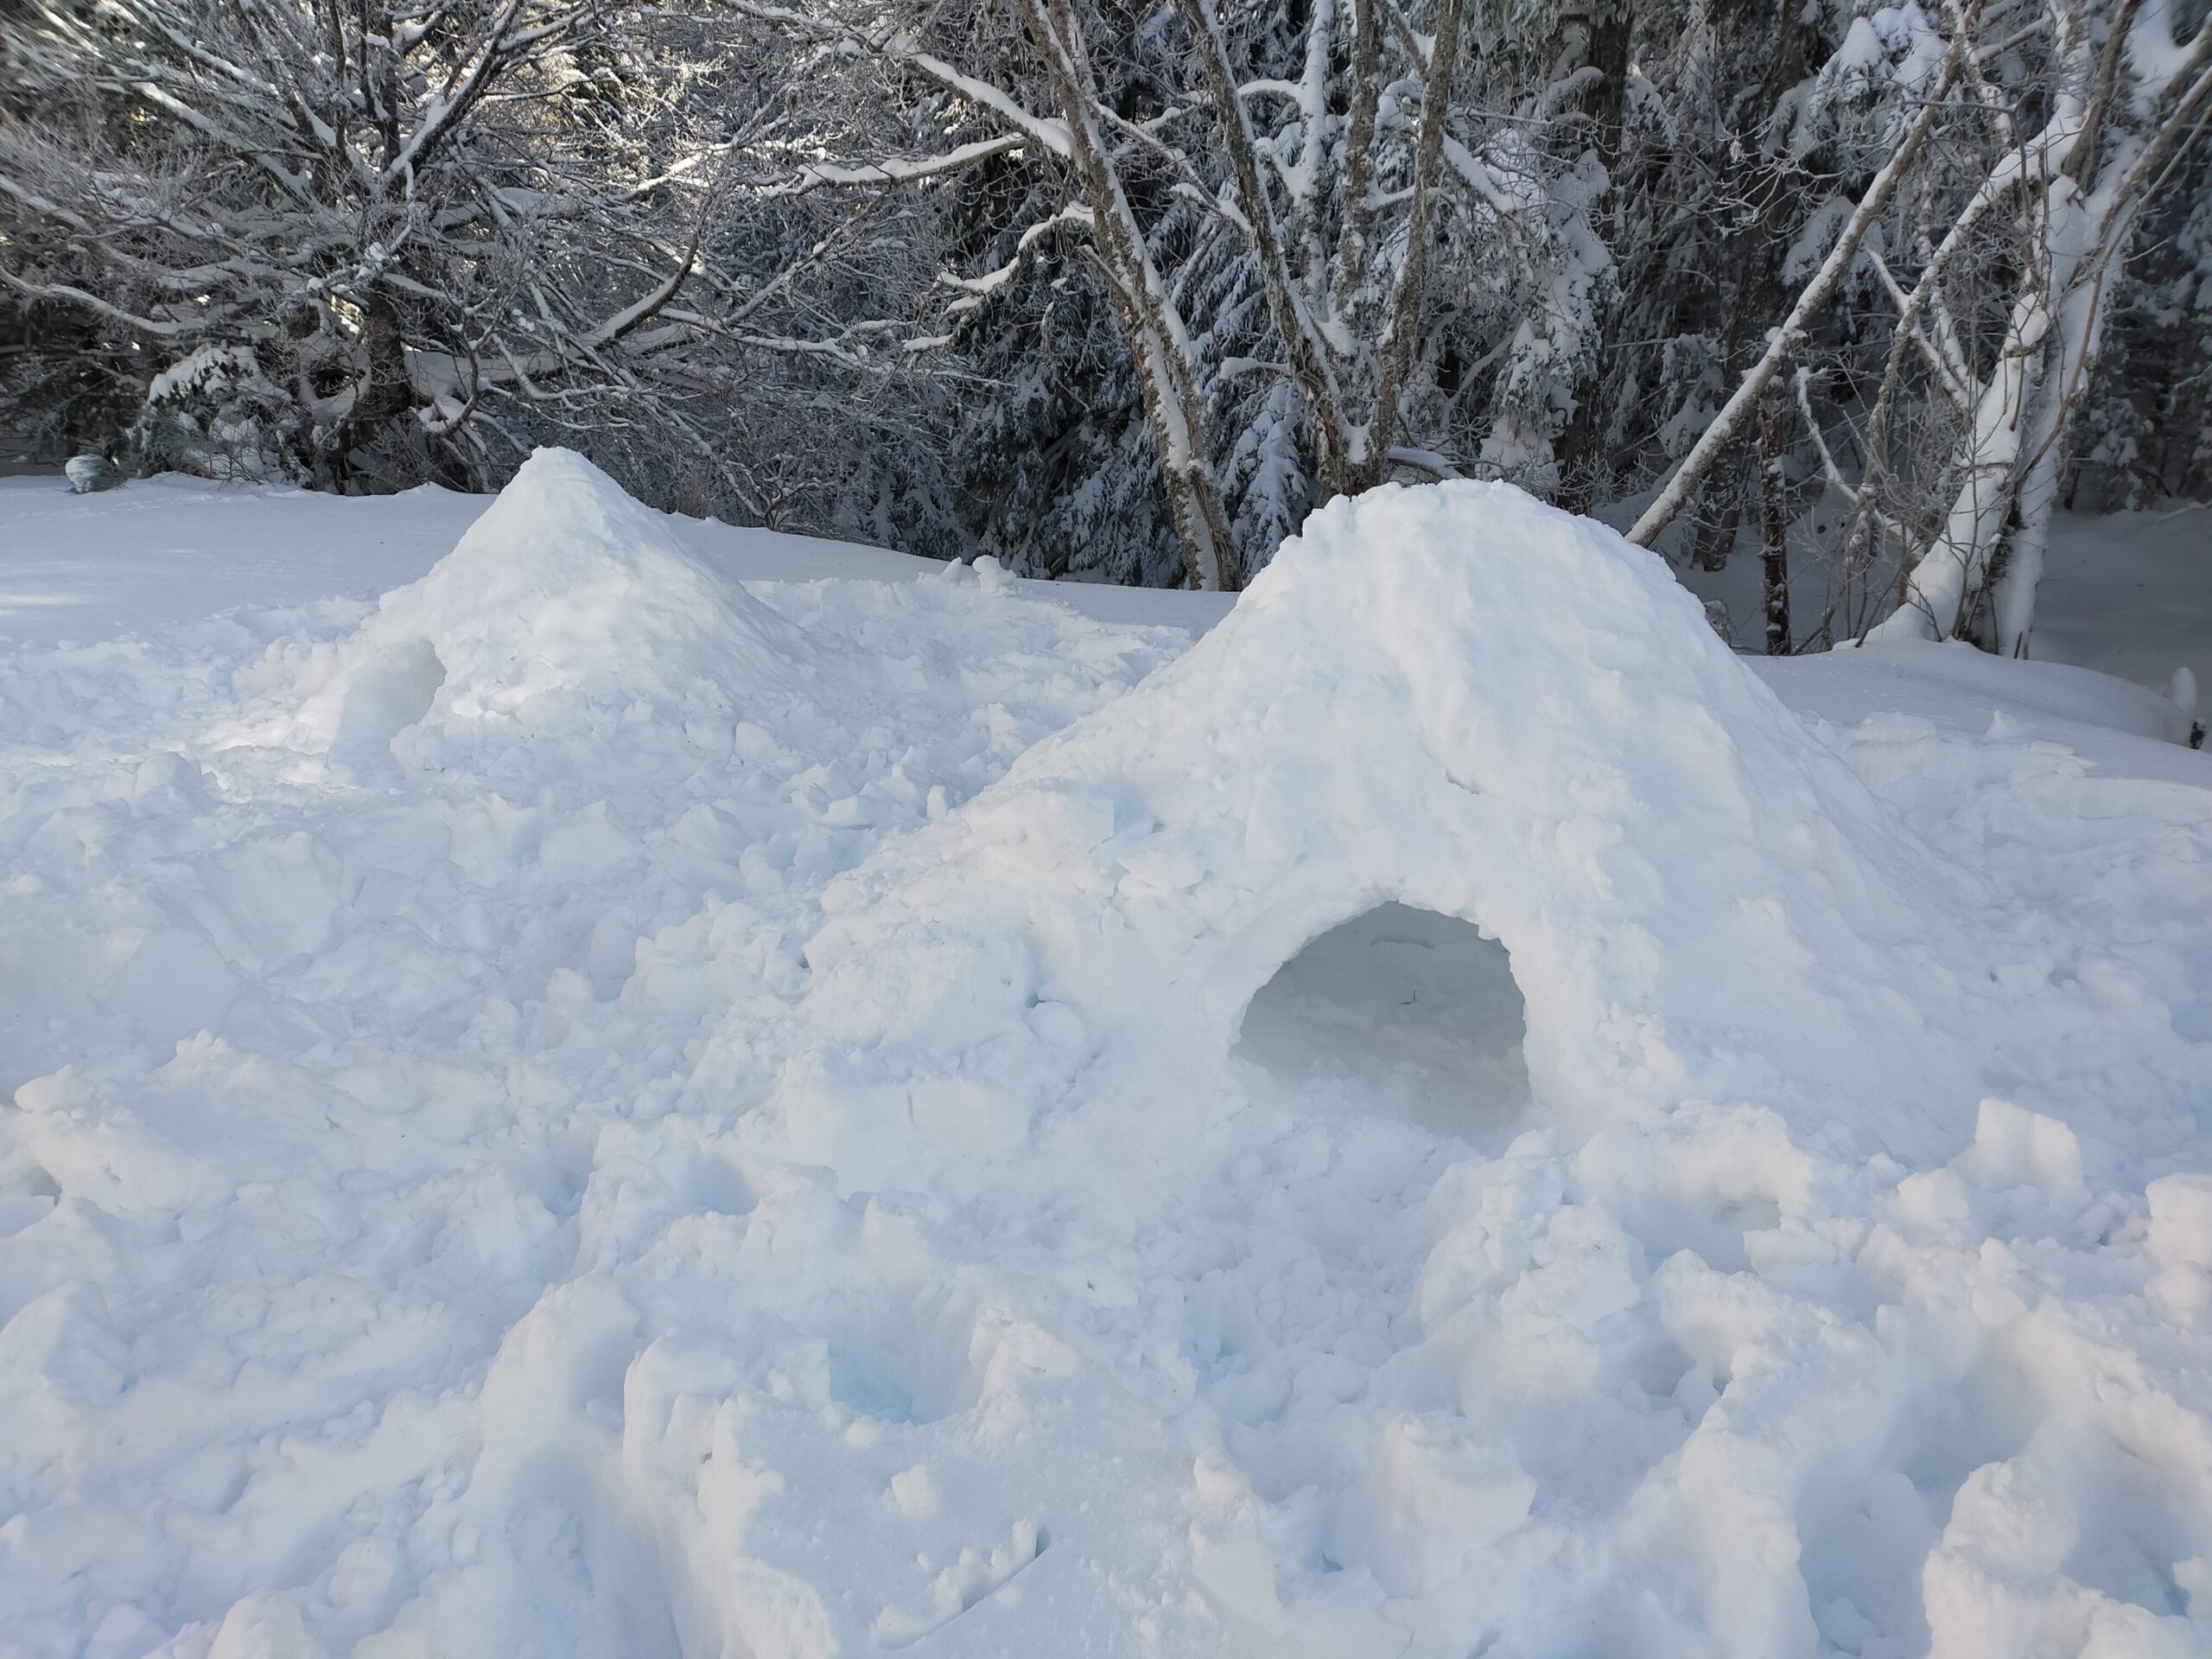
[2,454,2209,1659]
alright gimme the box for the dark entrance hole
[1234,902,1531,1144]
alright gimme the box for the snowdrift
[4,453,2211,1659]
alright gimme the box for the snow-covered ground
[1669,494,2210,707]
[0,475,1236,651]
[2,458,2209,1659]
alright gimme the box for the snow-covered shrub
[131,346,297,483]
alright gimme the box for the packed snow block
[2149,1174,2212,1271]
[1955,1097,2087,1201]
[1326,1416,1537,1596]
[768,480,1998,1189]
[2147,1174,2212,1317]
[308,448,810,769]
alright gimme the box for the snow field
[3,453,2211,1657]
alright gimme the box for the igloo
[753,481,1999,1197]
[291,448,815,772]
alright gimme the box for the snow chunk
[1328,1417,1536,1596]
[1955,1097,2087,1202]
[2147,1175,2212,1317]
[2149,1175,2212,1271]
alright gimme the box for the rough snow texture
[3,454,2211,1659]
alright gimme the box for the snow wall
[747,478,1997,1199]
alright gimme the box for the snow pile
[3,458,2210,1659]
[283,448,812,771]
[765,480,1998,1192]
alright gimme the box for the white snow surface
[0,473,1235,649]
[3,452,2212,1659]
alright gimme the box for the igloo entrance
[1233,903,1532,1142]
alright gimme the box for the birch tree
[1623,0,2211,654]
[1866,0,2212,653]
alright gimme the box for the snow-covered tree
[4,0,2208,616]
[737,0,1635,586]
[1865,0,2212,654]
[0,0,944,521]
[1624,0,2212,654]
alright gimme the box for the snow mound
[309,448,810,766]
[764,481,1990,1192]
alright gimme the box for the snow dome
[751,480,1997,1197]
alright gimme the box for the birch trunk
[1348,0,1466,490]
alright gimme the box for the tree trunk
[1173,0,1351,499]
[1346,0,1465,491]
[1553,3,1636,515]
[1026,0,1243,588]
[353,290,413,425]
[1757,378,1792,655]
[1692,468,1745,572]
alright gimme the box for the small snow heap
[761,480,1992,1192]
[310,448,809,766]
[63,454,118,495]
